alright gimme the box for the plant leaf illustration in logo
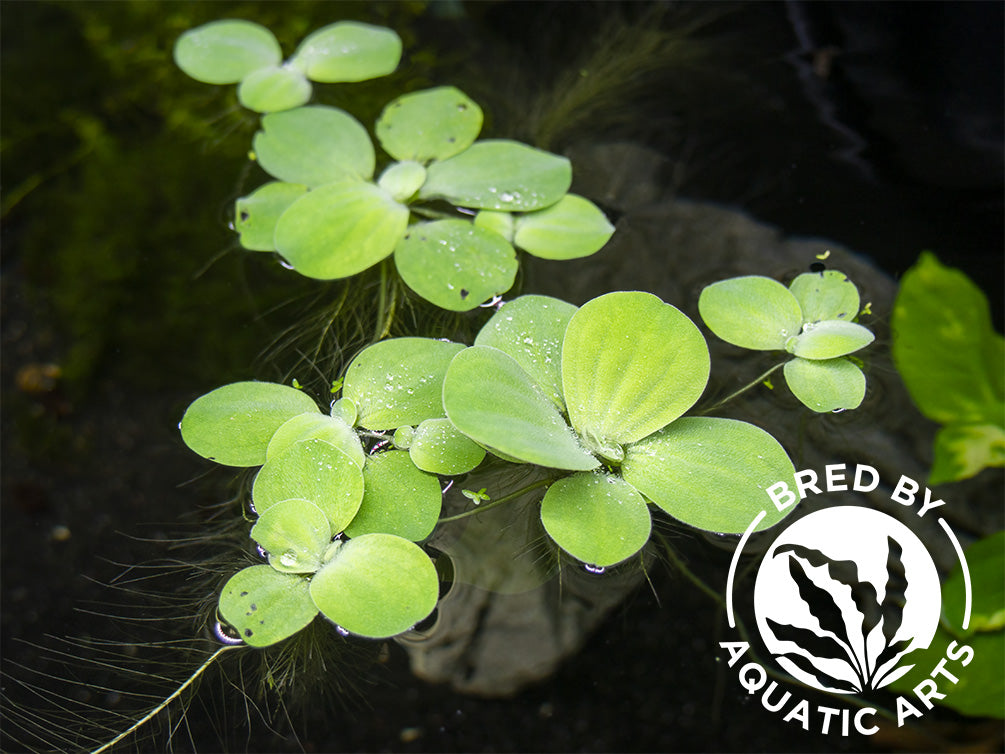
[871,536,913,688]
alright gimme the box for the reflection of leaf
[775,652,858,693]
[786,554,852,648]
[881,537,907,645]
[871,637,913,688]
[766,618,849,661]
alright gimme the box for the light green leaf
[274,180,408,280]
[929,423,1005,485]
[943,531,1005,637]
[310,533,439,638]
[789,320,874,359]
[376,86,483,163]
[474,210,514,242]
[253,106,374,186]
[419,140,571,211]
[180,381,320,467]
[443,346,599,471]
[622,417,798,533]
[265,411,364,468]
[250,497,332,573]
[789,270,860,323]
[698,276,804,351]
[394,220,518,311]
[235,181,308,252]
[562,292,710,448]
[377,160,427,202]
[174,20,280,85]
[783,357,866,413]
[252,438,364,530]
[892,251,1005,426]
[344,450,441,541]
[539,472,651,567]
[219,566,317,647]
[343,337,464,430]
[513,194,614,260]
[237,65,312,113]
[289,21,401,83]
[474,295,577,410]
[408,418,486,475]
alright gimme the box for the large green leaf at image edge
[622,417,797,533]
[376,86,483,163]
[344,450,442,541]
[310,533,439,638]
[789,270,860,323]
[180,381,320,467]
[540,472,652,567]
[250,497,332,574]
[698,276,804,351]
[274,181,408,280]
[219,566,317,647]
[174,20,281,85]
[783,357,865,413]
[419,140,571,212]
[289,21,401,83]
[563,292,710,447]
[443,346,599,471]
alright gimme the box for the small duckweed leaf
[344,450,441,541]
[622,417,797,533]
[274,181,408,280]
[250,498,332,573]
[790,320,874,359]
[419,140,571,212]
[219,566,317,647]
[376,86,483,163]
[513,194,614,260]
[563,292,709,446]
[698,276,804,351]
[474,294,577,411]
[474,210,514,242]
[539,472,651,567]
[443,346,599,471]
[395,220,518,311]
[235,181,308,252]
[310,532,439,638]
[783,357,866,412]
[174,20,280,85]
[289,21,401,83]
[180,381,319,467]
[789,270,860,323]
[376,160,427,202]
[343,337,464,430]
[409,418,486,475]
[265,411,364,468]
[929,423,1005,485]
[237,65,312,113]
[253,106,374,186]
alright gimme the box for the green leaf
[289,21,401,83]
[252,438,364,530]
[443,346,599,471]
[698,276,804,351]
[513,194,614,260]
[539,472,651,567]
[419,140,571,211]
[174,20,281,85]
[789,320,874,359]
[265,411,364,468]
[929,423,1005,485]
[474,210,514,242]
[310,533,439,638]
[180,381,320,467]
[376,160,427,202]
[783,357,866,413]
[219,566,317,647]
[250,497,332,573]
[408,418,486,475]
[343,337,464,430]
[375,86,483,163]
[344,450,442,541]
[562,292,710,448]
[253,106,374,187]
[892,251,1005,426]
[789,270,860,323]
[274,180,408,280]
[944,530,1005,637]
[474,295,577,411]
[235,181,308,252]
[394,220,518,311]
[237,65,312,113]
[622,417,797,533]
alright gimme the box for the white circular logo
[754,506,941,694]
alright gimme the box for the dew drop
[279,551,299,568]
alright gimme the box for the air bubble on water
[256,544,269,559]
[177,421,183,430]
[335,625,351,637]
[214,621,245,646]
[442,480,454,494]
[832,408,846,414]
[278,259,295,270]
[584,563,606,574]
